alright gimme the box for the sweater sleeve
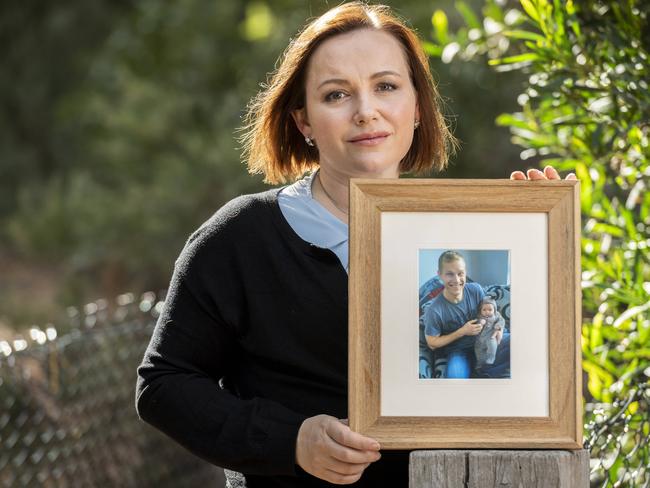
[135,246,307,476]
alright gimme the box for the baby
[474,297,506,371]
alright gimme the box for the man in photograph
[423,250,510,378]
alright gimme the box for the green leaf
[639,320,650,344]
[576,162,592,209]
[628,126,643,145]
[422,41,443,57]
[589,313,604,350]
[613,250,625,275]
[620,207,638,239]
[483,3,504,23]
[641,192,650,223]
[552,0,566,46]
[566,0,576,15]
[488,52,540,66]
[569,18,581,37]
[455,1,481,30]
[240,2,274,42]
[613,301,650,329]
[432,10,449,44]
[626,401,639,415]
[502,29,545,42]
[495,113,532,130]
[587,371,603,401]
[622,349,650,360]
[520,0,540,24]
[583,359,615,400]
[621,358,640,378]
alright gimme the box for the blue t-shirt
[423,282,486,355]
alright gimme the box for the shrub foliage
[426,0,649,484]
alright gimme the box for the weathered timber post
[409,450,589,488]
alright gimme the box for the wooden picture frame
[348,179,582,449]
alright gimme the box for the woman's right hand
[295,415,381,485]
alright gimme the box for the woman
[135,3,574,487]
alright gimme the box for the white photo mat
[381,212,549,417]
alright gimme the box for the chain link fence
[1,292,648,487]
[0,292,224,487]
[584,377,650,488]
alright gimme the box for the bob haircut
[241,1,457,184]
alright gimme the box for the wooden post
[410,450,590,488]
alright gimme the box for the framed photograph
[348,179,582,449]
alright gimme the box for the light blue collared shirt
[278,172,349,273]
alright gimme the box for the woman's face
[292,28,419,179]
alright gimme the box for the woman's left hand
[510,165,577,181]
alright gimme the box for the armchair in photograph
[418,277,511,379]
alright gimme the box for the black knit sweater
[135,189,408,487]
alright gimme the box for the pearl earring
[305,136,315,147]
[414,121,420,129]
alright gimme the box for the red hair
[241,2,457,184]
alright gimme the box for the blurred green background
[1,1,648,485]
[0,0,526,335]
